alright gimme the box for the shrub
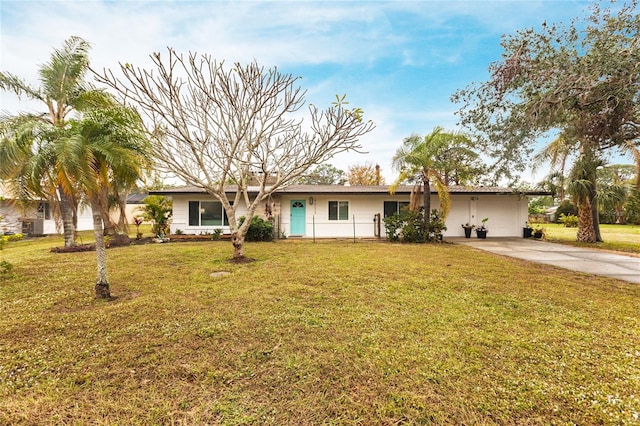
[383,208,446,243]
[138,196,172,237]
[239,216,274,242]
[428,209,447,241]
[555,201,578,223]
[0,260,13,276]
[624,189,640,225]
[383,212,404,242]
[559,213,579,228]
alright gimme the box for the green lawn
[543,223,640,254]
[1,236,639,424]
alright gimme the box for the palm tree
[390,127,453,232]
[137,195,172,238]
[619,140,640,189]
[65,101,151,298]
[567,150,602,243]
[0,36,97,247]
[532,134,576,202]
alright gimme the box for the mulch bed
[51,234,232,253]
[167,234,231,242]
[51,244,95,253]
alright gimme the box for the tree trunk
[91,198,111,299]
[58,186,76,247]
[117,193,130,233]
[423,173,431,231]
[231,231,245,260]
[590,183,603,242]
[576,199,597,243]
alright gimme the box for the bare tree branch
[92,49,374,259]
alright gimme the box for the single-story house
[0,182,93,236]
[150,184,549,239]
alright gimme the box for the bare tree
[94,49,374,260]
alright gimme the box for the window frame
[188,200,229,227]
[383,201,410,218]
[37,201,51,220]
[328,200,349,221]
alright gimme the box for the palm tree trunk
[117,189,130,233]
[58,185,76,247]
[590,182,603,242]
[90,198,111,299]
[577,199,597,243]
[423,173,431,231]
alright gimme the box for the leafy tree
[298,164,345,185]
[624,188,640,224]
[0,36,100,247]
[532,134,576,202]
[453,2,640,242]
[528,196,553,215]
[430,134,485,186]
[597,164,636,223]
[347,162,385,185]
[94,50,374,260]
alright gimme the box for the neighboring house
[109,192,149,226]
[151,184,549,238]
[0,182,93,236]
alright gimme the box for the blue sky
[1,0,596,183]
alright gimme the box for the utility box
[22,218,44,236]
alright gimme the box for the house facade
[0,182,93,235]
[152,184,548,239]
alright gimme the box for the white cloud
[1,0,596,184]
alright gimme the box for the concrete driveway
[449,237,640,284]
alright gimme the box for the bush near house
[239,216,274,242]
[383,208,446,243]
[554,200,578,222]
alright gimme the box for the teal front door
[290,200,306,236]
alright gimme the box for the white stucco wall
[0,201,22,234]
[168,194,251,235]
[168,191,530,239]
[279,193,530,238]
[279,194,394,238]
[445,194,529,238]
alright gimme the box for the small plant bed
[50,244,95,253]
[169,233,231,242]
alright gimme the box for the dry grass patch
[0,237,639,424]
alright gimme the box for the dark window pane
[383,201,396,217]
[328,201,338,220]
[338,201,349,220]
[201,201,222,226]
[189,201,200,226]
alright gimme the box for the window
[188,201,229,226]
[383,201,410,217]
[37,202,51,220]
[328,201,349,220]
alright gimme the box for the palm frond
[0,71,43,101]
[39,36,91,112]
